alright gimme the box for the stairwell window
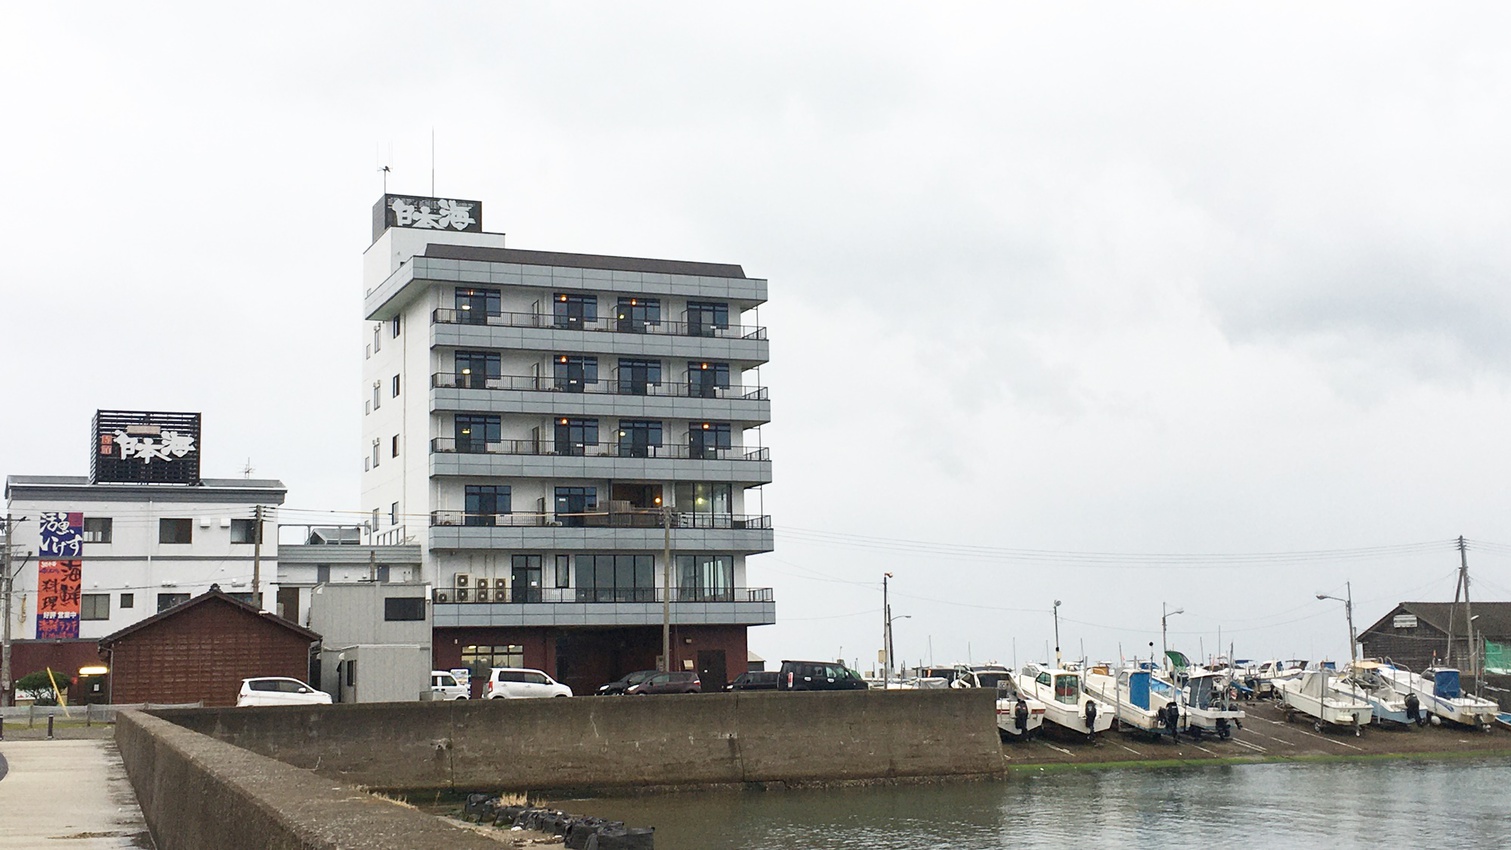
[392,374,401,397]
[230,518,259,544]
[83,517,113,543]
[81,594,110,620]
[159,518,192,544]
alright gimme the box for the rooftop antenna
[241,458,254,479]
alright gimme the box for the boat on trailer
[1376,663,1498,731]
[1017,662,1114,740]
[1337,661,1414,727]
[1167,667,1245,740]
[1084,666,1184,741]
[993,675,1047,739]
[1276,669,1372,735]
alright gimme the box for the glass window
[574,553,655,602]
[686,362,731,398]
[555,554,571,589]
[455,414,501,453]
[455,351,501,388]
[157,592,190,612]
[384,597,425,621]
[119,592,134,609]
[1054,675,1080,705]
[230,518,259,544]
[617,420,663,458]
[372,439,381,468]
[676,554,733,601]
[617,358,662,395]
[465,485,511,526]
[456,287,501,323]
[554,417,598,456]
[159,519,192,544]
[554,486,597,527]
[391,374,400,397]
[553,293,597,328]
[392,435,400,458]
[686,301,729,336]
[461,644,524,680]
[389,501,399,525]
[553,355,599,392]
[83,517,112,544]
[689,422,732,459]
[316,565,331,584]
[615,297,660,333]
[81,593,109,620]
[391,315,401,337]
[674,482,732,516]
[373,382,381,409]
[373,323,381,352]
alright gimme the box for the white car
[431,670,470,700]
[484,667,572,699]
[236,677,333,707]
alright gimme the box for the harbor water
[555,757,1511,849]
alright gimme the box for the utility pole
[251,505,264,605]
[2,514,31,707]
[661,504,672,673]
[882,572,892,688]
[1458,536,1479,693]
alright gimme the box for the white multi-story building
[360,193,774,693]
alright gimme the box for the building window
[454,414,501,453]
[685,301,729,336]
[346,659,357,687]
[554,417,598,456]
[159,518,192,544]
[554,487,597,527]
[574,554,655,602]
[676,554,734,601]
[456,287,501,323]
[372,381,382,410]
[316,564,331,584]
[81,594,110,620]
[689,422,732,459]
[371,509,379,533]
[230,518,259,544]
[384,597,425,621]
[373,323,381,352]
[617,419,663,458]
[552,293,597,328]
[687,361,731,398]
[157,593,190,612]
[511,554,542,602]
[83,517,113,544]
[553,355,598,392]
[119,593,134,609]
[615,297,660,333]
[461,644,524,681]
[391,315,401,337]
[377,565,391,582]
[465,485,510,526]
[228,592,259,607]
[392,374,401,397]
[372,439,381,468]
[455,350,500,388]
[616,358,662,395]
[555,554,571,589]
[674,482,733,515]
[390,501,399,526]
[392,434,400,458]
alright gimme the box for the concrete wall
[152,688,1004,793]
[115,709,510,850]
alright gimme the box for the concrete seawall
[151,689,1005,793]
[114,710,520,850]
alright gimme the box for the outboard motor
[1084,699,1098,738]
[1165,702,1180,740]
[1405,692,1422,726]
[1014,698,1029,732]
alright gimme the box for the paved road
[0,739,152,848]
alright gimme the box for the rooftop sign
[90,410,202,485]
[373,193,483,241]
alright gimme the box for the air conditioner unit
[476,578,490,592]
[473,588,490,603]
[493,588,509,603]
[198,517,212,528]
[456,588,471,603]
[455,573,472,588]
[435,590,451,603]
[546,520,564,527]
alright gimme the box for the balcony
[428,436,773,485]
[427,510,775,554]
[430,373,771,424]
[431,585,777,628]
[430,310,769,364]
[434,308,767,340]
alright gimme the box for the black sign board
[90,410,202,485]
[372,193,483,242]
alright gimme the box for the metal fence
[0,701,203,725]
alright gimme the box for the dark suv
[625,671,701,695]
[597,670,658,696]
[726,671,780,691]
[778,660,868,691]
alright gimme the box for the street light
[1052,600,1062,668]
[1316,581,1356,662]
[1162,603,1184,670]
[886,612,912,685]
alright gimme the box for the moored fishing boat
[1084,666,1184,741]
[1376,663,1497,731]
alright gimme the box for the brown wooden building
[1358,601,1511,673]
[98,586,321,707]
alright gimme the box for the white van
[430,670,470,700]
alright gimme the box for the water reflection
[553,759,1511,849]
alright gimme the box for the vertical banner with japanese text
[37,511,84,639]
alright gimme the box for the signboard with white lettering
[90,410,202,484]
[372,193,483,241]
[1393,614,1419,629]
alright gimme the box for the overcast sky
[5,4,1510,673]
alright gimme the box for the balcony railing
[433,308,767,340]
[435,585,776,604]
[430,437,771,462]
[430,510,772,530]
[432,372,769,401]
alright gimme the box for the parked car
[484,667,572,699]
[431,670,470,700]
[597,669,658,696]
[236,677,333,707]
[777,660,869,691]
[726,671,780,691]
[625,671,701,695]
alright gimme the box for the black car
[725,671,780,691]
[596,669,658,696]
[777,660,869,691]
[626,671,701,695]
